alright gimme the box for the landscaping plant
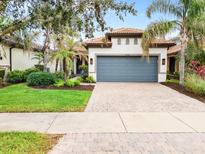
[66,80,76,88]
[77,76,84,82]
[0,77,3,85]
[66,79,80,88]
[189,61,205,80]
[185,73,205,95]
[22,67,40,81]
[7,70,24,83]
[52,72,64,81]
[85,76,96,83]
[54,80,65,87]
[142,0,205,85]
[27,72,55,86]
[0,69,5,79]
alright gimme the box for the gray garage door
[97,56,158,82]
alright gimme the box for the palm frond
[141,20,178,56]
[147,0,183,18]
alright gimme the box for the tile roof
[83,37,112,47]
[84,37,175,48]
[106,28,144,37]
[168,44,181,55]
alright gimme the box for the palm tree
[32,52,44,65]
[141,0,205,85]
[51,33,87,81]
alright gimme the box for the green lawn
[0,132,61,154]
[0,84,92,112]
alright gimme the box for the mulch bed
[161,82,205,103]
[32,85,95,91]
[0,83,11,89]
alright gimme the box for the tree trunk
[63,58,68,81]
[55,59,59,72]
[43,29,50,72]
[179,32,188,86]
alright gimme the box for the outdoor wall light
[162,58,166,65]
[90,58,93,65]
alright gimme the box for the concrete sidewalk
[1,112,205,133]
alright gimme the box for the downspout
[9,47,13,71]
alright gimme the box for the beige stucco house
[84,28,176,82]
[0,37,86,74]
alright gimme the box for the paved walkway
[2,112,205,153]
[86,83,205,112]
[1,112,205,133]
[49,133,205,154]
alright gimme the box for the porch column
[73,58,77,75]
[82,59,85,65]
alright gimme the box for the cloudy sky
[93,0,178,38]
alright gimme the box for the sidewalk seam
[118,113,128,132]
[168,112,198,133]
[45,113,59,133]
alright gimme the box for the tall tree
[0,0,35,37]
[51,29,87,81]
[141,0,205,85]
[31,0,137,72]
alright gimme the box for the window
[126,38,130,45]
[134,38,138,45]
[117,38,121,45]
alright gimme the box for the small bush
[185,73,205,95]
[65,79,80,87]
[52,72,64,81]
[85,76,96,83]
[74,80,80,86]
[54,80,65,87]
[27,72,55,86]
[76,76,84,82]
[7,70,24,83]
[0,77,3,85]
[66,79,75,87]
[23,67,40,81]
[0,69,5,79]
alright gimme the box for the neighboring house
[167,44,181,74]
[0,37,87,74]
[84,28,176,82]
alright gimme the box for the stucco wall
[88,37,168,82]
[0,45,56,72]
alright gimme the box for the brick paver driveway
[86,83,205,112]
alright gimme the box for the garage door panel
[97,56,158,82]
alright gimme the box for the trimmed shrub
[7,70,24,83]
[65,79,80,87]
[85,76,96,83]
[52,72,64,81]
[76,76,84,82]
[185,73,205,95]
[27,72,55,86]
[0,69,5,79]
[54,80,65,87]
[74,80,80,86]
[66,79,75,87]
[23,67,40,81]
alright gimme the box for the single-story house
[0,37,86,74]
[84,28,176,82]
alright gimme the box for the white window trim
[117,38,121,45]
[134,38,138,45]
[126,38,130,45]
